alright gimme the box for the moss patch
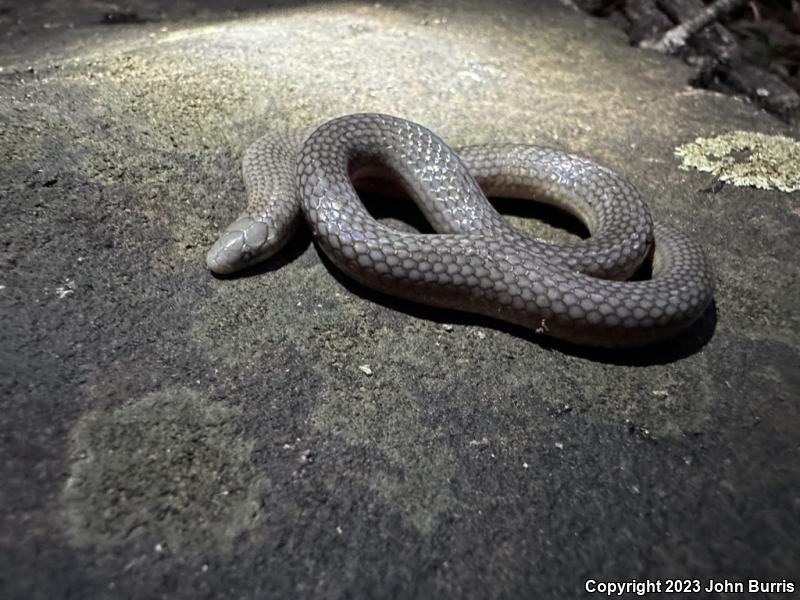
[675,131,800,192]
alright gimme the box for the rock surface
[1,1,797,598]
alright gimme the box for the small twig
[640,0,748,54]
[748,0,761,21]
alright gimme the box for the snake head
[206,216,269,274]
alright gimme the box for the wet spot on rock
[63,387,266,553]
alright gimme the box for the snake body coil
[207,113,713,347]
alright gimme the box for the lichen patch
[675,131,800,193]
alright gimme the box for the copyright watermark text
[584,579,795,596]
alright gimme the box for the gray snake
[207,113,714,347]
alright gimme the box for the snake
[206,113,714,347]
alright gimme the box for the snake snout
[206,216,270,274]
[206,229,246,274]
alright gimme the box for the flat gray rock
[1,1,797,598]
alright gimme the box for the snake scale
[207,113,714,347]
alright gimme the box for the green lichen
[675,131,800,193]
